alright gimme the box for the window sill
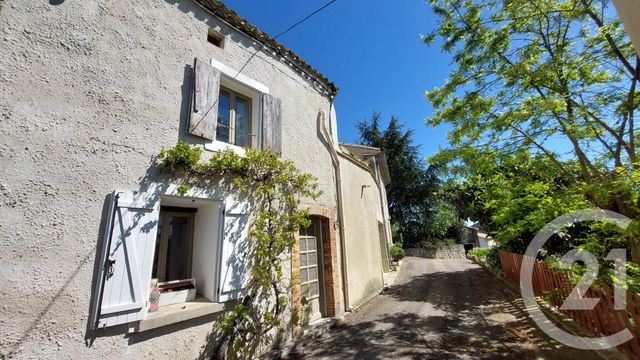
[132,296,233,333]
[204,140,249,156]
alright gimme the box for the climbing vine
[158,141,320,359]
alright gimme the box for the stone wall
[405,244,466,259]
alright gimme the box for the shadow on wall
[3,199,111,358]
[45,58,215,349]
[163,0,330,95]
[177,62,213,147]
[85,139,256,348]
[49,0,65,5]
[351,277,384,309]
[163,0,269,59]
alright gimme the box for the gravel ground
[291,257,620,360]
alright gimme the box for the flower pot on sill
[158,278,196,307]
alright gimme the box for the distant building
[466,225,496,249]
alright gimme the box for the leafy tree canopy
[425,0,640,260]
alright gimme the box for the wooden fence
[499,250,640,358]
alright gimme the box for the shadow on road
[291,259,605,360]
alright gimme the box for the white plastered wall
[0,0,337,358]
[338,154,385,308]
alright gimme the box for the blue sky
[223,0,452,162]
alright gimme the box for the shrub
[468,247,501,270]
[390,243,405,261]
[485,247,501,269]
[468,247,490,257]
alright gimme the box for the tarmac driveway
[293,257,617,360]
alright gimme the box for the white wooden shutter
[91,190,159,328]
[261,93,282,154]
[217,201,251,302]
[189,57,221,140]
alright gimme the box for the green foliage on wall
[159,141,321,359]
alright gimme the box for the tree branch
[579,0,636,77]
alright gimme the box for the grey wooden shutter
[189,58,221,140]
[91,190,159,328]
[261,93,282,153]
[217,201,251,302]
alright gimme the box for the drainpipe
[319,100,351,312]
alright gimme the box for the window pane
[310,282,319,296]
[300,254,307,267]
[302,284,310,296]
[216,91,231,143]
[308,266,318,281]
[300,269,308,283]
[299,238,307,251]
[165,216,191,281]
[301,221,314,236]
[308,252,317,266]
[307,239,316,251]
[234,97,250,147]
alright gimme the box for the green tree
[357,112,445,245]
[425,0,640,259]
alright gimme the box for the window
[207,28,225,48]
[299,223,320,299]
[92,190,252,330]
[216,88,252,148]
[152,207,195,282]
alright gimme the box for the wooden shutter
[217,201,251,302]
[189,57,221,140]
[91,190,159,328]
[261,93,282,154]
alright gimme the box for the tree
[442,150,591,250]
[357,112,445,245]
[425,0,640,259]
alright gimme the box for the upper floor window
[189,58,281,154]
[217,88,252,148]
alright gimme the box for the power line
[272,0,337,39]
[233,0,337,79]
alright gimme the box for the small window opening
[207,29,224,48]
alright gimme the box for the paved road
[293,257,618,360]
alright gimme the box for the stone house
[0,0,394,358]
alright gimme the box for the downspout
[319,100,351,312]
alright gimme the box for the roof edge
[194,0,338,98]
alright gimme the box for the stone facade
[405,245,467,259]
